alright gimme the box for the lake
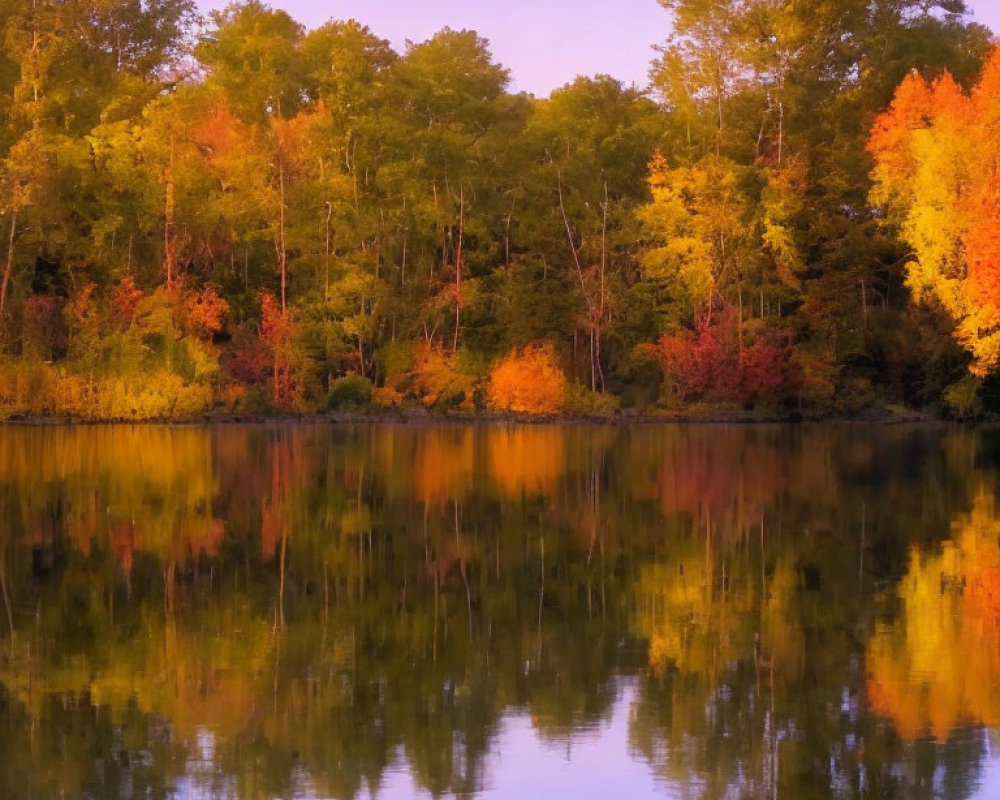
[0,422,999,799]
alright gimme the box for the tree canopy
[0,0,996,419]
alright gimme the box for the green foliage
[0,0,994,419]
[327,375,373,411]
[563,383,621,416]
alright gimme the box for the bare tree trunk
[277,158,287,314]
[164,143,176,287]
[861,279,868,331]
[324,201,332,302]
[453,186,465,353]
[738,283,744,363]
[557,174,598,388]
[777,100,784,167]
[401,195,408,288]
[0,207,18,322]
[505,195,515,275]
[596,182,609,391]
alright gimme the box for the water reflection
[0,423,997,798]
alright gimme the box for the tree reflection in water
[0,423,997,799]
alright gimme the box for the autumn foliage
[259,291,296,410]
[487,344,567,414]
[870,48,1000,374]
[644,309,790,407]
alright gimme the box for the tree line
[0,0,995,419]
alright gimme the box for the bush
[372,386,404,409]
[487,344,567,414]
[327,374,373,411]
[405,343,477,410]
[563,383,620,416]
[944,375,982,419]
[0,359,57,418]
[52,371,213,420]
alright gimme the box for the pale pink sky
[197,0,1000,96]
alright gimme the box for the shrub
[371,385,404,409]
[944,375,982,419]
[487,344,567,415]
[406,343,477,410]
[563,383,620,416]
[649,309,793,409]
[0,359,57,417]
[327,374,373,411]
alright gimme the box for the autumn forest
[0,0,998,420]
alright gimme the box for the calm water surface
[1,423,999,799]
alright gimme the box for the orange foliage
[180,285,229,338]
[193,101,248,162]
[64,283,98,328]
[868,71,934,185]
[869,48,1000,372]
[259,291,296,409]
[487,343,567,414]
[111,276,144,324]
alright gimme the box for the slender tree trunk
[324,201,332,302]
[861,279,868,331]
[505,196,515,275]
[277,158,287,314]
[401,195,408,288]
[401,230,407,288]
[777,100,784,167]
[557,173,599,388]
[738,283,744,363]
[0,207,18,323]
[596,182,609,391]
[164,142,176,287]
[453,186,465,353]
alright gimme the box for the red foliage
[651,308,790,405]
[111,276,144,324]
[224,326,271,384]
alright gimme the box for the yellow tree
[869,48,1000,374]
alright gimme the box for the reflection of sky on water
[361,680,663,800]
[168,684,1000,800]
[972,731,1000,800]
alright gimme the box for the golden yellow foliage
[486,343,567,415]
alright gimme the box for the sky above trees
[195,0,1000,95]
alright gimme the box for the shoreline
[0,406,951,427]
